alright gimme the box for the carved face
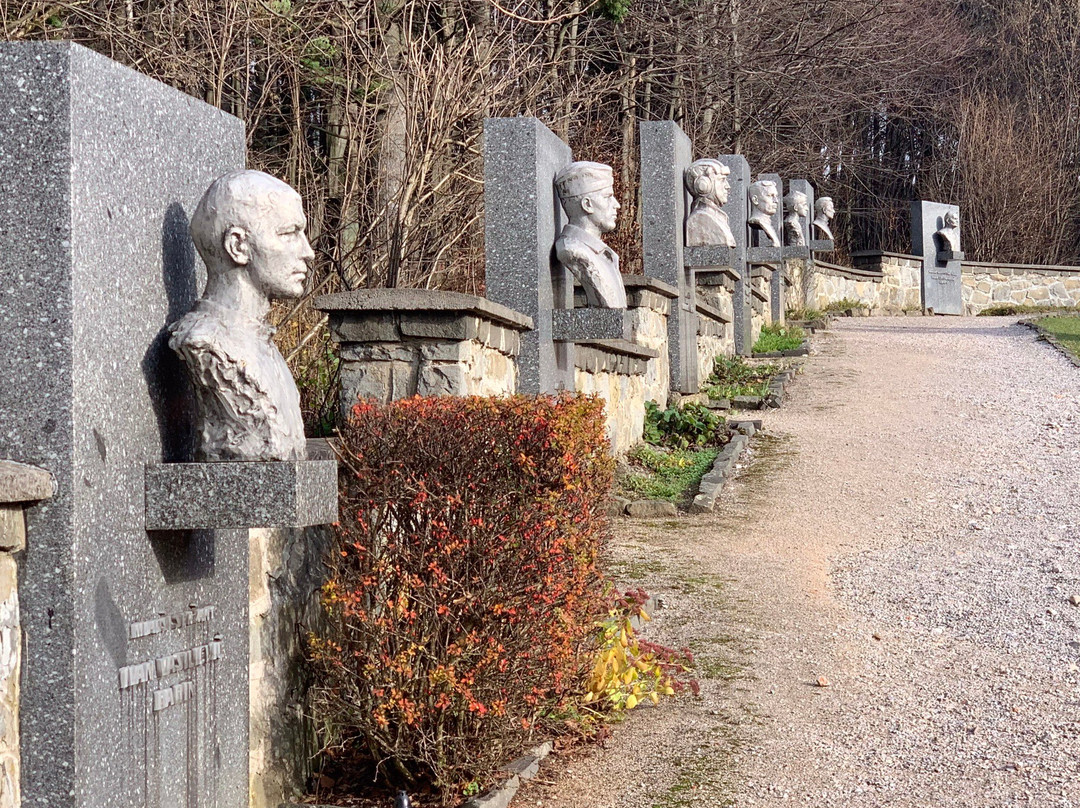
[582,185,620,234]
[713,171,731,206]
[944,210,958,228]
[821,198,835,219]
[751,183,779,216]
[794,196,809,218]
[242,192,315,299]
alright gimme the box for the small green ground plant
[622,443,721,501]
[1035,315,1080,356]
[752,323,805,354]
[703,356,781,399]
[622,401,729,504]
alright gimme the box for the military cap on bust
[555,161,614,199]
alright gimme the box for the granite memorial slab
[639,121,698,393]
[0,41,245,808]
[912,200,963,315]
[484,118,574,393]
[717,155,753,355]
[756,173,785,323]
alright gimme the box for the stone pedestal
[0,42,250,808]
[316,289,532,412]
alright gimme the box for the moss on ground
[1037,315,1080,356]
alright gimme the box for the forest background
[4,0,1080,412]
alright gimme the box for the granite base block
[146,460,338,530]
[552,308,629,341]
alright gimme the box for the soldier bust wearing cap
[554,161,627,308]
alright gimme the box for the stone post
[0,42,250,808]
[639,121,698,394]
[484,118,574,393]
[717,155,753,355]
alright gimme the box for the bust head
[191,170,314,301]
[784,190,809,219]
[684,159,731,207]
[749,180,779,217]
[555,161,620,235]
[815,196,835,221]
[943,210,959,228]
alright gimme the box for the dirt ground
[513,316,1080,808]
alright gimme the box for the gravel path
[513,316,1080,808]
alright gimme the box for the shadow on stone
[148,528,216,584]
[142,201,198,462]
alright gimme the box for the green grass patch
[703,356,781,399]
[621,444,721,502]
[824,297,866,311]
[1036,315,1080,356]
[977,303,1078,317]
[752,323,805,354]
[786,307,825,321]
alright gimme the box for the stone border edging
[1019,316,1080,368]
[689,421,758,513]
[461,742,554,808]
[729,361,802,410]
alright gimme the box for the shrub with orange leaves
[308,394,613,800]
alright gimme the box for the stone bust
[169,170,314,461]
[783,190,809,247]
[813,196,835,240]
[748,180,780,247]
[684,158,736,248]
[936,210,961,252]
[554,161,627,308]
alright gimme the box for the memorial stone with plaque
[0,42,336,808]
[912,201,964,315]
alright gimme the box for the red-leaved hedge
[309,394,613,799]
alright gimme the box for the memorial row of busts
[171,156,838,457]
[550,153,838,309]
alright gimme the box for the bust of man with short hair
[813,196,835,240]
[169,170,314,461]
[554,161,627,308]
[783,190,809,247]
[748,179,780,247]
[936,209,961,253]
[684,158,737,248]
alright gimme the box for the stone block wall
[960,262,1080,314]
[573,342,653,454]
[316,290,533,416]
[0,461,54,808]
[807,261,883,310]
[850,251,922,312]
[622,276,677,409]
[695,295,733,384]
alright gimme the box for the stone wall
[316,290,533,416]
[695,294,733,384]
[0,461,54,808]
[807,260,883,311]
[621,276,676,409]
[573,342,653,454]
[960,262,1080,315]
[248,523,334,808]
[850,251,922,313]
